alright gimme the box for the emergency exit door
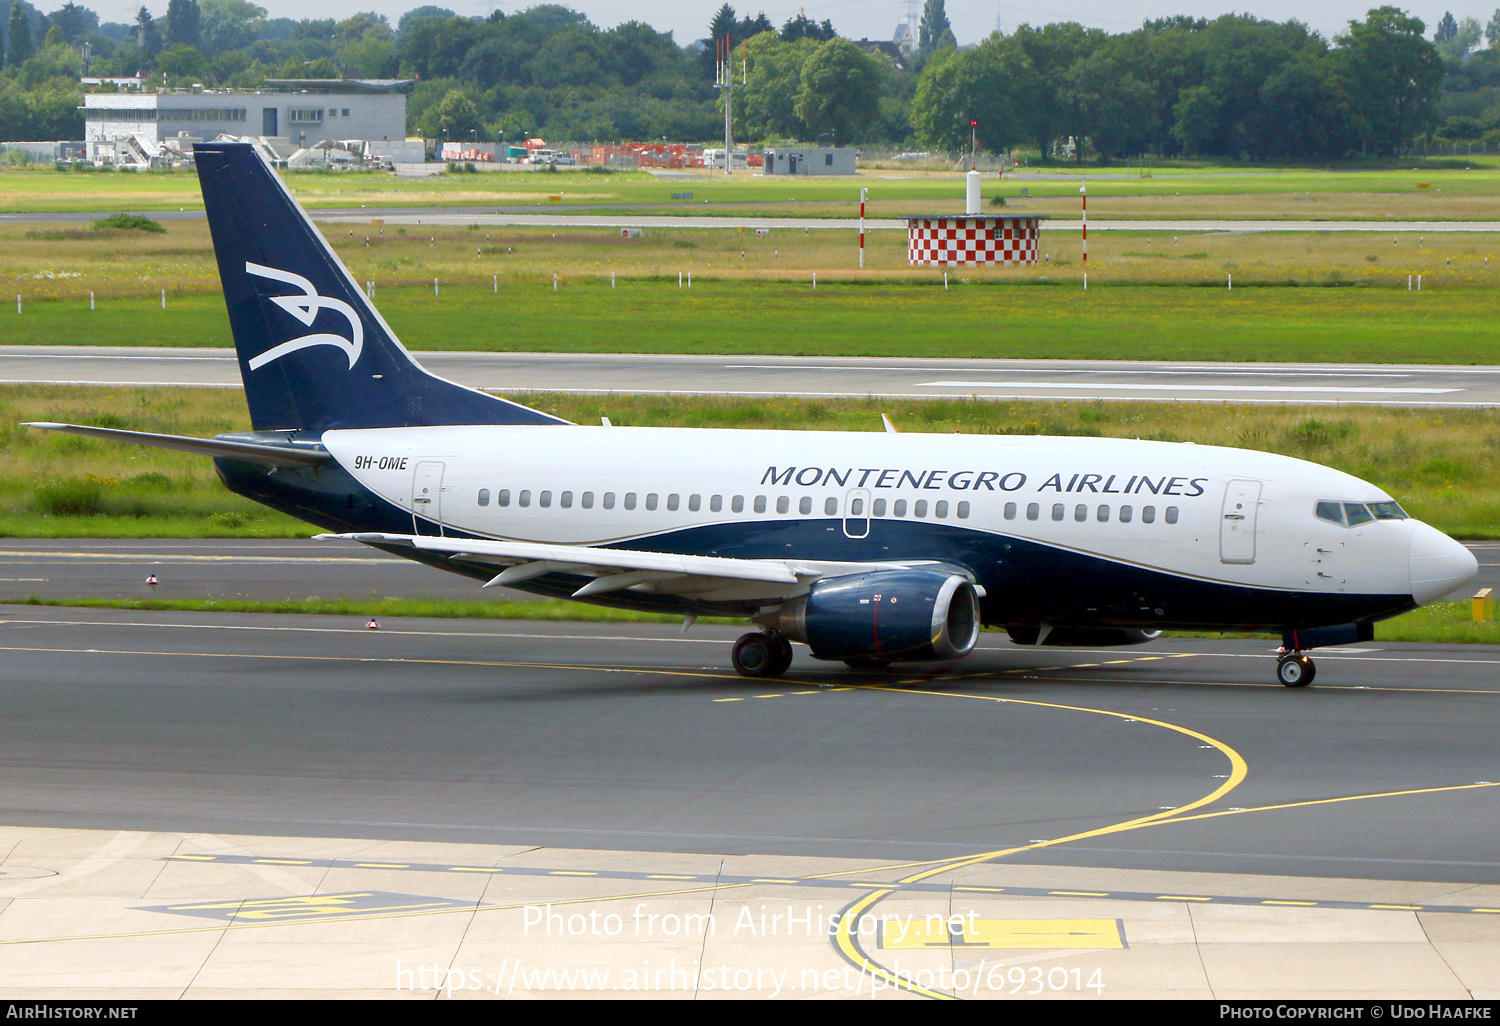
[411,461,445,535]
[1220,480,1261,564]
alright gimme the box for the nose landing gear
[731,631,793,678]
[1276,652,1316,687]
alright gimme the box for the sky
[94,2,1500,48]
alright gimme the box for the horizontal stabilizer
[23,422,331,467]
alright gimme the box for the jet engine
[766,569,981,662]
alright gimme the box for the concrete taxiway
[8,347,1500,407]
[0,606,1498,997]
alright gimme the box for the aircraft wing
[318,532,911,601]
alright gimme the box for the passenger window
[498,489,511,507]
[1315,501,1344,525]
[873,498,886,516]
[799,496,812,515]
[1097,505,1109,522]
[1119,505,1132,523]
[519,489,531,508]
[914,500,928,517]
[603,491,615,509]
[935,500,949,518]
[539,490,552,508]
[478,488,490,507]
[666,493,679,511]
[1004,502,1016,520]
[849,497,862,515]
[582,491,594,509]
[1074,504,1087,522]
[688,494,701,512]
[824,496,838,516]
[1344,503,1373,526]
[1142,506,1156,523]
[957,501,970,519]
[646,493,658,511]
[1052,503,1064,521]
[776,496,789,514]
[1165,506,1179,524]
[894,499,907,517]
[753,495,765,513]
[624,492,637,510]
[1027,503,1039,521]
[710,494,723,512]
[734,495,746,513]
[560,491,573,509]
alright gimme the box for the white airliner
[25,142,1478,686]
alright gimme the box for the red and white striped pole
[1080,181,1088,265]
[859,187,867,269]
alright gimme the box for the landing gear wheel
[732,632,786,678]
[1276,654,1315,687]
[843,657,891,671]
[767,633,794,677]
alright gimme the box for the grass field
[7,162,1500,220]
[5,219,1500,363]
[3,386,1496,538]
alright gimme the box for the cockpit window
[1315,501,1344,525]
[1369,501,1408,520]
[1344,503,1374,526]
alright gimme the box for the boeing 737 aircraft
[25,143,1478,685]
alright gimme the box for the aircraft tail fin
[193,141,564,434]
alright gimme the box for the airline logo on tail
[244,262,364,371]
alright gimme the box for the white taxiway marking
[918,381,1461,395]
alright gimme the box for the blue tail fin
[193,141,564,433]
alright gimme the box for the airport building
[762,146,856,175]
[83,79,412,165]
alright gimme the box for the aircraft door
[411,460,446,536]
[1220,479,1261,564]
[844,488,871,539]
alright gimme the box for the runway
[7,347,1500,407]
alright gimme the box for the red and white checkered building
[905,215,1045,266]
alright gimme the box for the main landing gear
[732,631,793,678]
[1276,652,1316,687]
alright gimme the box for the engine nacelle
[770,570,981,662]
[1005,626,1163,647]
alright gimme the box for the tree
[793,36,880,144]
[134,5,161,58]
[48,2,92,45]
[199,0,266,55]
[739,32,816,138]
[1435,11,1457,43]
[8,2,32,65]
[165,0,201,50]
[1437,15,1481,61]
[1488,9,1500,46]
[780,12,834,43]
[1336,6,1443,155]
[156,41,208,80]
[918,0,955,60]
[911,36,1034,154]
[425,87,482,137]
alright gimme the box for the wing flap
[317,533,912,601]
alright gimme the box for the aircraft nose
[1409,522,1479,605]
